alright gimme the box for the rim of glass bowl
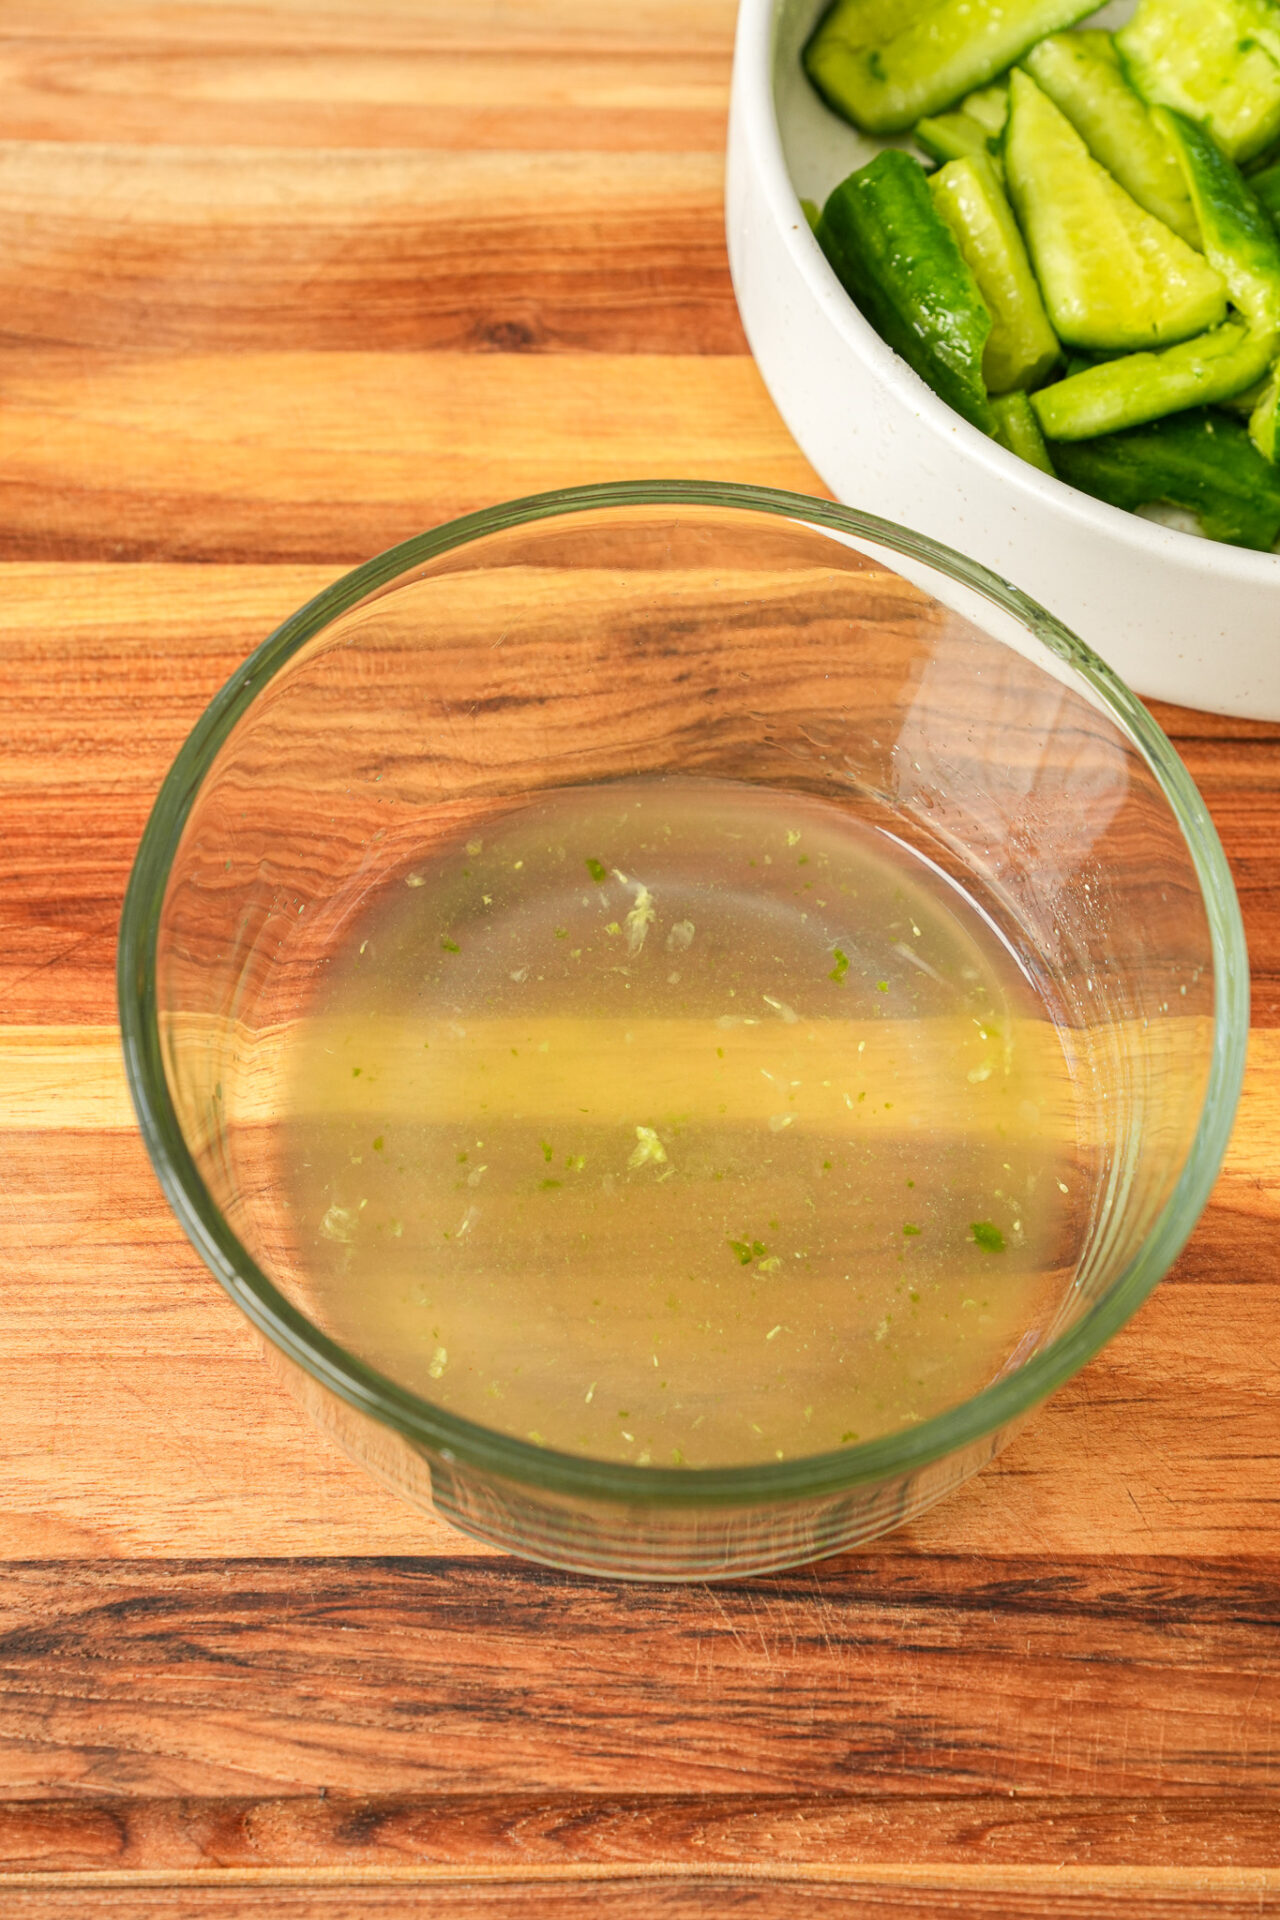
[118,480,1249,1510]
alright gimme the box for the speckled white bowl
[727,0,1280,717]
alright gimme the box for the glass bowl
[118,481,1247,1581]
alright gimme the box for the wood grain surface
[0,1,1277,1913]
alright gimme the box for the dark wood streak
[0,1558,1272,1801]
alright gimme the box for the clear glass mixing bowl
[118,482,1248,1580]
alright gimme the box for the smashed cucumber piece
[1022,31,1201,248]
[1116,0,1280,166]
[916,109,1000,169]
[929,152,1060,392]
[991,391,1056,473]
[962,83,1009,138]
[816,150,994,432]
[1250,361,1280,459]
[1032,318,1274,439]
[1004,71,1227,351]
[1048,409,1280,548]
[804,0,1096,135]
[1251,161,1280,225]
[1155,108,1280,336]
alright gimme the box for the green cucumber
[1116,0,1280,166]
[929,152,1060,391]
[991,391,1057,472]
[1248,360,1280,458]
[817,151,994,431]
[962,82,1009,138]
[1048,409,1280,548]
[1250,161,1280,224]
[800,197,822,233]
[1155,108,1280,335]
[915,110,999,168]
[1004,71,1228,351]
[1022,31,1200,248]
[802,0,1096,136]
[1031,318,1273,439]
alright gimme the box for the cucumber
[1155,108,1280,335]
[1048,409,1280,548]
[816,151,995,432]
[1022,31,1200,248]
[802,0,1096,136]
[1249,361,1280,457]
[800,197,822,233]
[991,391,1057,472]
[962,83,1009,138]
[915,110,999,168]
[1031,318,1273,439]
[1004,71,1228,351]
[1250,161,1280,224]
[1116,0,1280,166]
[929,152,1060,391]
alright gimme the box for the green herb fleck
[728,1239,754,1266]
[830,947,850,984]
[971,1221,1006,1254]
[541,1178,562,1191]
[903,1222,920,1237]
[840,1429,859,1444]
[605,921,621,937]
[372,1136,385,1152]
[554,927,568,939]
[541,1141,553,1163]
[441,937,460,954]
[352,1067,362,1078]
[876,979,889,993]
[586,857,608,884]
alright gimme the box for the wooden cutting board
[1,3,1277,1912]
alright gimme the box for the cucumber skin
[1031,321,1274,439]
[1022,30,1201,249]
[803,0,1097,135]
[991,391,1057,472]
[817,152,995,434]
[1249,361,1280,460]
[1155,107,1280,335]
[1251,162,1280,225]
[1048,409,1280,548]
[1116,0,1280,166]
[929,153,1060,393]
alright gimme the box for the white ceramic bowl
[727,0,1280,718]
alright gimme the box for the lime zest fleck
[971,1221,1006,1253]
[628,1125,668,1170]
[830,947,850,984]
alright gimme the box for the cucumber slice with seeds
[1048,409,1280,548]
[1116,0,1280,166]
[1004,71,1227,352]
[803,0,1096,136]
[1022,31,1200,248]
[816,150,995,433]
[929,152,1060,391]
[1032,318,1273,439]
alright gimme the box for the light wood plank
[0,352,822,564]
[0,145,743,354]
